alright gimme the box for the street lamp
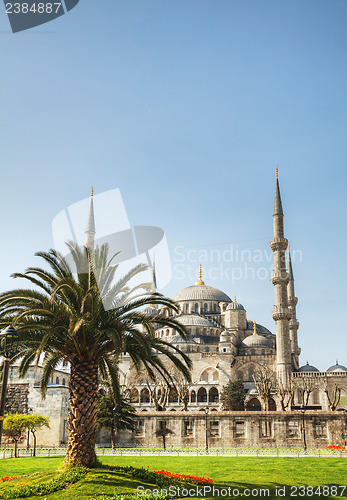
[26,408,33,452]
[0,325,20,446]
[300,404,307,454]
[205,406,209,454]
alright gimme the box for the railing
[293,372,347,378]
[0,446,346,459]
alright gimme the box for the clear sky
[1,0,347,370]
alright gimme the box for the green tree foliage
[0,243,191,466]
[96,391,135,449]
[3,414,26,457]
[25,414,50,456]
[220,379,246,411]
[3,414,50,457]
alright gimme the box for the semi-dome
[242,334,272,348]
[170,336,196,344]
[298,361,319,373]
[327,362,347,373]
[175,314,215,328]
[172,285,232,303]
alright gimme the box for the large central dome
[172,284,232,303]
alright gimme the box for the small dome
[242,334,272,348]
[298,361,319,373]
[327,362,347,373]
[246,321,272,335]
[176,314,214,328]
[172,285,231,303]
[226,301,245,311]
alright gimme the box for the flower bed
[152,470,213,485]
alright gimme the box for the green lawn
[0,456,346,499]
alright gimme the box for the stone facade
[118,411,346,449]
[5,365,70,446]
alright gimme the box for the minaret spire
[85,187,96,251]
[287,246,300,369]
[270,169,292,388]
[195,264,205,286]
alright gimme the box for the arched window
[197,387,207,403]
[130,388,139,403]
[312,389,320,405]
[184,303,189,313]
[140,388,150,403]
[200,368,219,383]
[56,377,60,385]
[195,303,199,313]
[236,371,244,382]
[269,398,277,411]
[209,387,219,403]
[204,303,208,312]
[213,304,217,312]
[62,378,66,386]
[168,388,178,403]
[191,390,196,403]
[246,397,261,411]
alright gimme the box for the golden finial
[195,264,205,286]
[234,296,237,303]
[276,167,278,179]
[253,320,257,335]
[91,186,94,197]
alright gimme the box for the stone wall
[5,384,29,414]
[115,411,346,449]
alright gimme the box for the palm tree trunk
[64,359,98,466]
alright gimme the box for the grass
[0,456,346,499]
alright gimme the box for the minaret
[270,169,292,388]
[85,188,96,251]
[287,246,300,369]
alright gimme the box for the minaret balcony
[271,271,289,285]
[272,306,291,321]
[270,237,288,252]
[289,319,299,329]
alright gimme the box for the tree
[3,414,27,457]
[96,391,135,449]
[0,243,191,466]
[295,377,317,407]
[277,376,296,411]
[253,365,274,411]
[319,378,342,411]
[155,423,173,450]
[220,379,245,411]
[25,414,50,456]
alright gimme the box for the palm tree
[0,243,191,466]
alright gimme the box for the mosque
[5,173,347,448]
[120,172,347,414]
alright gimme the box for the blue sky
[1,0,347,370]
